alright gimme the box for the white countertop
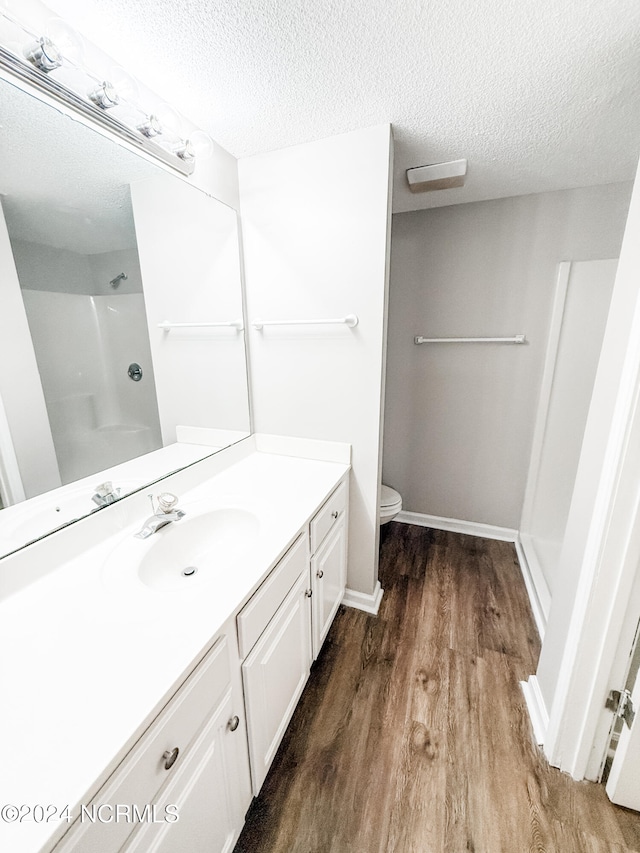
[0,441,349,853]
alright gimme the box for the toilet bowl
[379,484,402,525]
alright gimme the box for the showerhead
[110,272,128,288]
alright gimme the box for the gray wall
[383,182,633,529]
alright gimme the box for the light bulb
[154,102,182,138]
[45,18,84,65]
[108,66,139,105]
[187,130,215,161]
[0,1,23,56]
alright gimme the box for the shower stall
[519,259,618,620]
[10,238,162,487]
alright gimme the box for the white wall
[239,124,393,598]
[0,204,60,499]
[131,173,250,444]
[383,183,633,529]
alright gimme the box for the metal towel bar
[414,334,526,345]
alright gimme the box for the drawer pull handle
[162,747,180,770]
[305,588,313,598]
[331,510,339,519]
[317,570,324,578]
[228,715,240,732]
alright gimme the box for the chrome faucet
[92,481,121,507]
[135,492,185,539]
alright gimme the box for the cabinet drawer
[54,636,231,853]
[121,688,241,853]
[310,480,347,554]
[237,532,307,659]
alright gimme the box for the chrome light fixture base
[89,80,120,109]
[137,114,162,138]
[0,43,195,176]
[24,37,62,73]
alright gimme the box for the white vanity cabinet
[239,533,312,794]
[121,689,246,853]
[33,463,350,853]
[54,631,251,853]
[238,476,348,796]
[310,480,348,658]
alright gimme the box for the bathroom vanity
[0,436,350,853]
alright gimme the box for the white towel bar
[414,334,526,345]
[252,314,358,330]
[159,320,243,331]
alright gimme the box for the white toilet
[379,484,402,525]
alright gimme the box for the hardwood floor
[234,524,640,853]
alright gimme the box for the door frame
[540,169,640,780]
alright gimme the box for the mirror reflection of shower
[6,224,162,486]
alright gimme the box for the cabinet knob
[228,715,240,732]
[162,747,179,770]
[305,588,313,598]
[317,569,324,578]
[331,510,339,519]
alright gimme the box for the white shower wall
[21,289,162,484]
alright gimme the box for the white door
[606,623,640,810]
[311,519,346,658]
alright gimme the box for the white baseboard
[520,675,549,746]
[395,510,518,542]
[514,537,549,640]
[394,511,548,640]
[342,581,384,615]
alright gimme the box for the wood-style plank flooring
[234,524,640,852]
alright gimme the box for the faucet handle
[94,481,116,497]
[157,492,179,514]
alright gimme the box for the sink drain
[182,566,198,577]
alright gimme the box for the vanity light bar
[0,36,196,177]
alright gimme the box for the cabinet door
[311,519,346,659]
[54,636,241,853]
[242,570,312,795]
[123,687,249,853]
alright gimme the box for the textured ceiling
[45,0,640,213]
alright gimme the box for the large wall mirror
[0,74,251,558]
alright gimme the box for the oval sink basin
[104,507,260,592]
